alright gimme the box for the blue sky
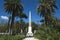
[0,0,60,24]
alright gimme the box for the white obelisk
[23,11,39,40]
[26,11,33,37]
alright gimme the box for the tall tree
[19,12,28,34]
[4,0,23,34]
[37,0,58,26]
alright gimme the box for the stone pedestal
[23,37,39,40]
[26,26,33,37]
[26,33,33,37]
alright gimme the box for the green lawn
[0,34,25,40]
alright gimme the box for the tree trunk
[45,15,48,26]
[10,12,15,35]
[8,17,10,33]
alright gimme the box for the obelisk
[23,11,39,40]
[26,11,33,37]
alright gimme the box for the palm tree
[19,13,28,34]
[4,0,23,34]
[37,0,58,26]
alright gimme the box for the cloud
[1,16,8,20]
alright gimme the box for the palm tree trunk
[20,18,23,33]
[7,16,11,33]
[8,17,10,33]
[45,15,48,26]
[10,12,15,35]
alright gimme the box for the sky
[0,0,60,24]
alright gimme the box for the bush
[34,26,60,40]
[0,34,25,40]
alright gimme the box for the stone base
[23,37,39,40]
[26,33,33,37]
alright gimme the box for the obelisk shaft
[29,11,31,27]
[26,11,33,37]
[28,11,32,33]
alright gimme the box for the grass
[0,34,25,40]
